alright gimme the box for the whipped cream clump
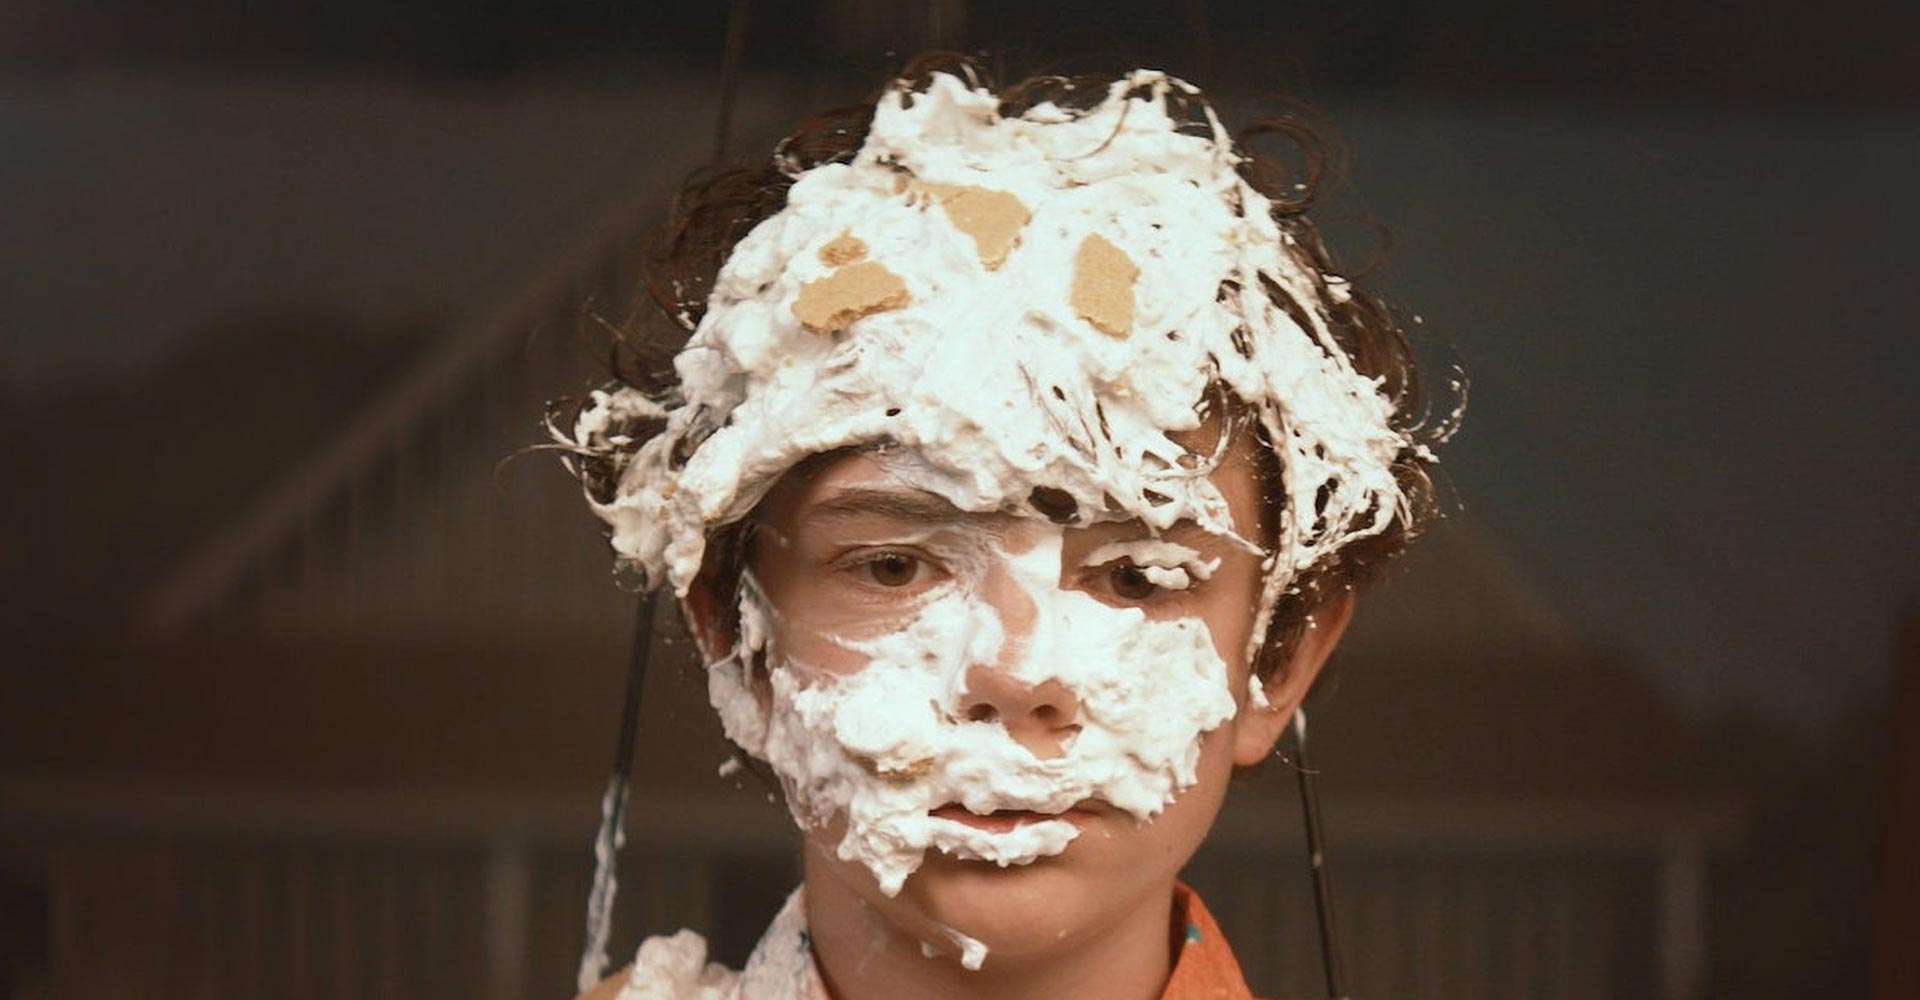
[617,889,827,1000]
[618,930,737,1000]
[568,69,1414,604]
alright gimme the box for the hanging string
[1293,708,1350,999]
[575,591,659,992]
[713,0,752,163]
[1186,0,1218,85]
[576,4,754,992]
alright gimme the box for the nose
[955,663,1081,759]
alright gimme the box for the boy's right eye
[843,549,940,590]
[864,552,922,587]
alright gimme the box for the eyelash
[839,548,944,592]
[832,550,1203,603]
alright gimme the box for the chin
[893,852,1109,960]
[805,782,1227,967]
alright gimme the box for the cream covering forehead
[571,69,1413,598]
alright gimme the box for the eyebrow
[1081,518,1251,556]
[799,487,966,526]
[1099,519,1219,544]
[1158,520,1217,542]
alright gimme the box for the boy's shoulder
[1165,882,1264,1000]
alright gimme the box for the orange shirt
[1164,882,1267,1000]
[581,882,1283,999]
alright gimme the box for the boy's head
[557,58,1445,968]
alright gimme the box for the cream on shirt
[615,888,825,1000]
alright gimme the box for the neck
[800,850,1176,1000]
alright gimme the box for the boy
[558,57,1443,1000]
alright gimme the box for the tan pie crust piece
[792,260,912,334]
[923,183,1030,270]
[1072,233,1140,337]
[818,231,868,266]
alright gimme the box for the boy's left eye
[1107,562,1160,601]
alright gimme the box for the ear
[680,555,740,665]
[1231,591,1355,766]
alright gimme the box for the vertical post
[1871,604,1920,1000]
[1655,841,1707,1000]
[484,838,532,1000]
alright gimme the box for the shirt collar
[741,881,1257,1000]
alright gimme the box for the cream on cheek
[707,523,1241,908]
[773,525,994,670]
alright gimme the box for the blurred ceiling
[4,0,1915,104]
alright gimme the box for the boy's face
[560,67,1420,976]
[725,419,1344,964]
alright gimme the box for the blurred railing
[1,778,1741,1000]
[1196,796,1742,999]
[132,143,663,640]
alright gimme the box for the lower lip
[931,804,1095,833]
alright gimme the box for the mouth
[930,802,1101,833]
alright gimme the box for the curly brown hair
[557,53,1453,681]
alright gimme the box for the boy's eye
[1107,563,1160,601]
[861,552,925,588]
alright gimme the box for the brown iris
[867,553,920,587]
[1108,563,1158,601]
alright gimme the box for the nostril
[1033,704,1061,726]
[966,704,997,723]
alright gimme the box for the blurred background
[2,1,1916,998]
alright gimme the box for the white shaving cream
[565,68,1419,973]
[569,69,1411,604]
[715,527,1237,897]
